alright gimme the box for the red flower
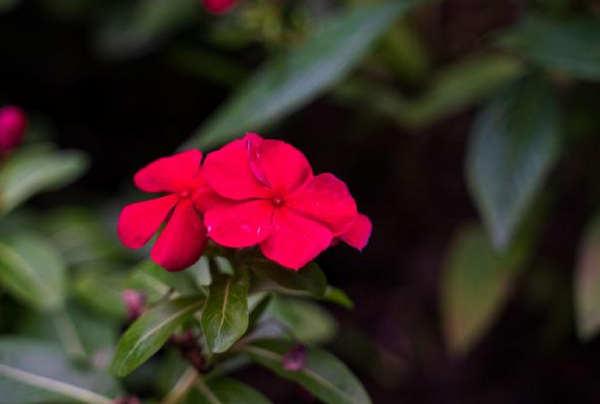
[0,105,27,154]
[117,150,220,272]
[202,0,236,14]
[203,134,358,270]
[340,213,372,251]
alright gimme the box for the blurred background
[2,0,600,402]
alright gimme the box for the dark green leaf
[0,233,67,311]
[75,270,128,319]
[184,1,418,149]
[111,295,204,377]
[0,145,88,215]
[324,286,354,309]
[191,377,273,404]
[499,16,600,81]
[243,339,371,404]
[0,338,120,404]
[250,260,327,298]
[575,214,600,340]
[466,76,560,248]
[201,269,249,353]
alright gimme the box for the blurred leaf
[0,338,119,404]
[0,0,20,12]
[574,214,600,340]
[244,339,371,404]
[324,286,354,309]
[250,260,327,298]
[201,269,249,353]
[189,256,212,288]
[0,233,67,311]
[499,16,600,81]
[192,377,273,404]
[127,259,200,301]
[264,297,337,344]
[185,1,419,149]
[441,225,529,356]
[378,20,431,82]
[111,295,204,377]
[95,0,200,58]
[466,77,560,249]
[75,270,127,319]
[0,145,89,216]
[405,55,525,127]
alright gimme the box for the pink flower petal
[203,138,272,200]
[246,134,313,196]
[151,200,207,272]
[286,173,357,235]
[341,214,372,251]
[203,0,236,14]
[260,207,332,270]
[205,200,274,248]
[117,195,178,249]
[190,169,227,212]
[134,150,202,193]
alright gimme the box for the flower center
[272,196,285,207]
[179,189,193,200]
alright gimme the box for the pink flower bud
[282,344,307,372]
[122,289,146,320]
[202,0,236,14]
[0,106,27,154]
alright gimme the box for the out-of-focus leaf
[95,0,200,58]
[243,339,371,404]
[75,269,127,319]
[440,225,529,356]
[191,377,273,404]
[250,260,327,298]
[184,1,418,149]
[575,215,600,340]
[127,259,200,301]
[378,20,431,82]
[405,55,524,127]
[201,269,249,353]
[263,297,337,344]
[0,338,119,404]
[499,16,600,81]
[324,286,354,309]
[0,0,20,12]
[466,77,560,249]
[0,145,89,215]
[0,233,67,311]
[189,256,212,288]
[111,295,204,377]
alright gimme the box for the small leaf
[250,260,327,298]
[440,225,528,356]
[324,286,354,309]
[466,76,560,249]
[192,377,274,404]
[0,338,120,404]
[0,145,89,215]
[0,233,67,311]
[499,16,600,81]
[243,339,371,404]
[201,269,249,353]
[184,1,418,149]
[111,295,204,377]
[575,215,600,340]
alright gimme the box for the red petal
[203,138,271,200]
[134,150,202,193]
[341,214,372,251]
[246,134,313,196]
[260,207,332,270]
[286,173,357,235]
[190,168,227,212]
[203,0,236,14]
[117,195,178,249]
[151,200,207,272]
[204,200,274,248]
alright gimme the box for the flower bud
[202,0,236,14]
[121,289,145,321]
[282,344,307,372]
[0,106,27,154]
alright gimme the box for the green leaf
[201,269,249,353]
[499,16,600,81]
[0,233,67,311]
[75,270,128,319]
[0,338,119,404]
[243,339,371,404]
[250,260,327,298]
[574,214,600,340]
[184,0,419,149]
[466,76,560,249]
[192,377,273,404]
[324,286,354,309]
[111,295,204,377]
[0,145,89,215]
[440,225,527,356]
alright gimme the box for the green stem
[161,367,198,404]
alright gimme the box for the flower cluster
[118,134,371,272]
[0,105,27,155]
